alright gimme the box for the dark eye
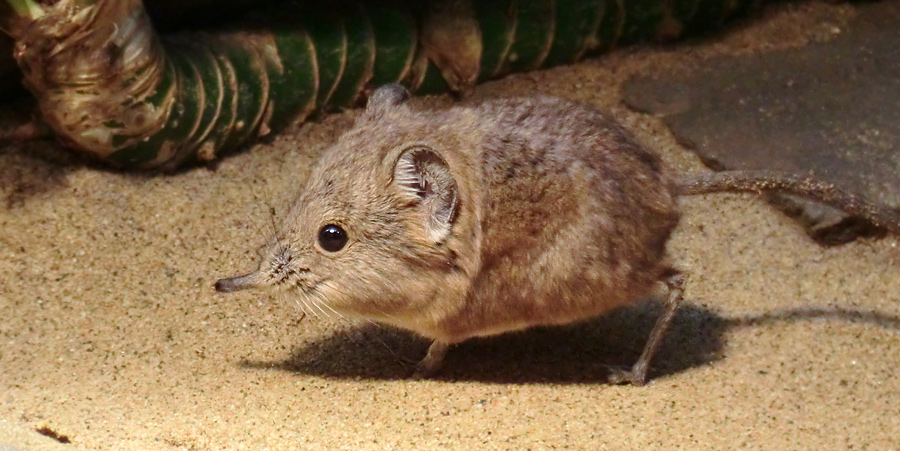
[318,224,348,252]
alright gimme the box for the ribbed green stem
[5,0,780,169]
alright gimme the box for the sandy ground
[1,2,898,450]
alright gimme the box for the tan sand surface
[1,2,898,450]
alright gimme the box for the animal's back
[438,96,680,340]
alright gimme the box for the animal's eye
[318,224,348,252]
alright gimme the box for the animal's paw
[605,365,649,386]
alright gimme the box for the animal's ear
[393,146,458,243]
[367,84,410,115]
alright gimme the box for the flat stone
[624,2,900,244]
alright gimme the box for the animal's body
[216,84,900,384]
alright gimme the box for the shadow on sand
[240,300,900,384]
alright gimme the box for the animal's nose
[214,272,259,292]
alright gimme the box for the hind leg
[608,269,685,386]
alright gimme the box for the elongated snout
[214,272,260,293]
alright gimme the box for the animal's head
[216,85,475,324]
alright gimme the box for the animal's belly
[437,273,660,343]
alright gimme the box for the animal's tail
[675,170,900,235]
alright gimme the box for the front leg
[411,340,452,378]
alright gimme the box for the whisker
[315,297,346,321]
[309,297,331,319]
[303,299,322,319]
[319,279,404,327]
[292,289,320,319]
[244,177,277,245]
[309,283,348,321]
[252,157,281,244]
[266,205,279,243]
[294,285,330,319]
[314,280,413,368]
[278,289,304,316]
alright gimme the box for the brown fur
[217,84,678,360]
[216,84,899,382]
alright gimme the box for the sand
[1,2,898,450]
